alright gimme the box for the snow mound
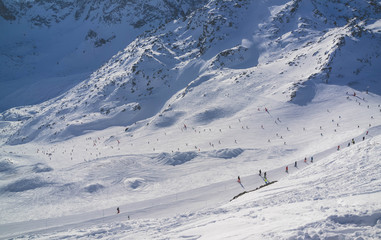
[329,213,381,227]
[290,212,381,240]
[123,178,145,190]
[156,152,198,166]
[192,108,235,125]
[4,177,52,193]
[154,111,185,128]
[32,163,53,173]
[0,159,15,173]
[84,184,104,193]
[207,148,244,159]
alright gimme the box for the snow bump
[4,177,52,193]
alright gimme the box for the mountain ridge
[1,0,381,145]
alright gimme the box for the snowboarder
[286,166,288,173]
[117,207,120,214]
[237,176,241,183]
[259,169,262,176]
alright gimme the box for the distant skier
[352,138,355,144]
[348,142,351,147]
[304,157,307,163]
[259,169,262,176]
[286,166,288,173]
[264,177,269,184]
[310,156,314,163]
[117,207,120,214]
[264,172,267,178]
[237,176,241,183]
[337,145,340,151]
[294,161,297,167]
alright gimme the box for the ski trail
[1,126,379,239]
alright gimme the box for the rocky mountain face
[0,0,208,112]
[1,0,380,145]
[1,0,207,26]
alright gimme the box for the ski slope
[1,131,381,239]
[1,0,381,239]
[1,85,380,239]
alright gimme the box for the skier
[310,156,314,163]
[117,207,120,214]
[237,176,241,183]
[337,145,340,151]
[264,172,267,178]
[259,169,262,176]
[286,166,288,173]
[352,138,355,144]
[294,161,297,167]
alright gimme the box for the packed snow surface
[0,0,381,239]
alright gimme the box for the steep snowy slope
[2,0,380,146]
[0,0,380,239]
[0,0,208,112]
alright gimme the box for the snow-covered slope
[0,0,208,112]
[0,0,381,239]
[4,132,379,239]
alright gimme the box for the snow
[1,0,381,239]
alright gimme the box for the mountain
[0,0,208,112]
[0,0,381,239]
[2,0,381,145]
